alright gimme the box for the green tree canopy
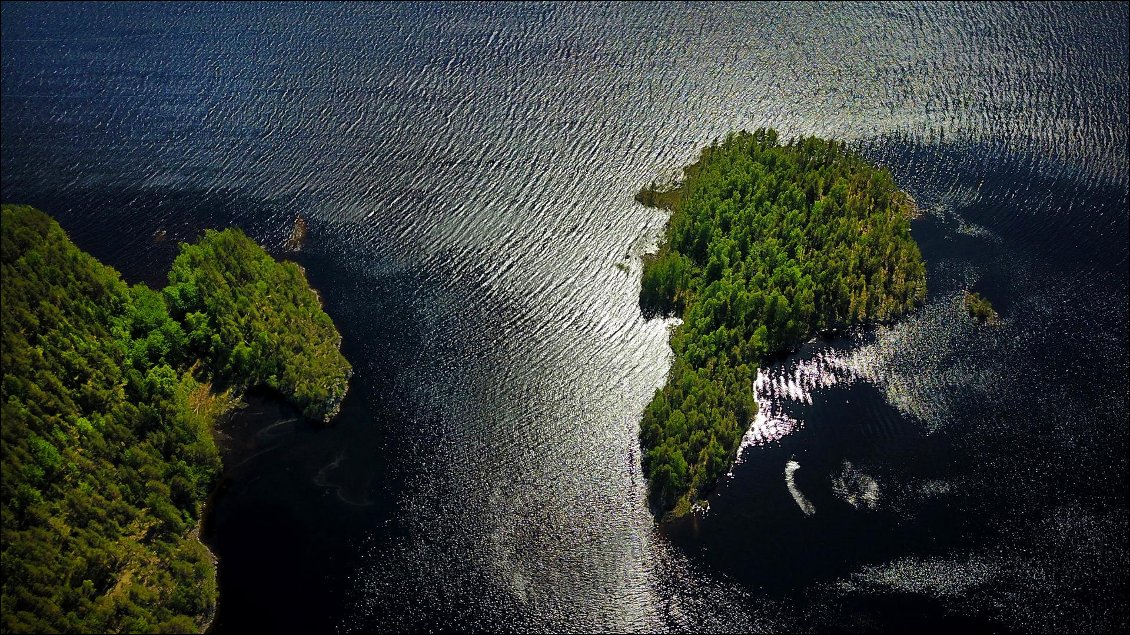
[636,130,926,517]
[2,205,350,632]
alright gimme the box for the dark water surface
[3,2,1127,632]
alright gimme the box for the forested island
[637,130,926,518]
[1,205,350,633]
[963,290,1000,325]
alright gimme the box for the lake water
[2,2,1127,632]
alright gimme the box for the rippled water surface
[3,2,1127,632]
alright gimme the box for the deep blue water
[2,2,1127,633]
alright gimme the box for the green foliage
[637,130,926,516]
[963,291,999,324]
[1,205,350,632]
[165,229,351,422]
[1,205,218,633]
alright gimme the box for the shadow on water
[0,185,313,287]
[194,234,440,633]
[198,386,385,634]
[862,135,1129,281]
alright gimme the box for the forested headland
[1,205,350,633]
[637,130,926,518]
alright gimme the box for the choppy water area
[3,2,1127,632]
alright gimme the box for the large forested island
[0,205,350,633]
[637,130,926,518]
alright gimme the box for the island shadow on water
[0,186,315,289]
[196,246,412,634]
[198,345,397,633]
[200,388,354,634]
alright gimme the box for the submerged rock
[285,214,308,251]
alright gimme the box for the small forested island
[637,130,926,519]
[1,205,350,633]
[963,290,1000,325]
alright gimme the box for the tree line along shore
[1,205,350,633]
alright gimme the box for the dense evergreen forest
[637,130,926,517]
[1,205,350,633]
